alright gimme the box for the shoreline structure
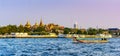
[0,33,58,38]
[0,35,58,38]
[0,34,112,38]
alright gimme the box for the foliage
[0,24,108,35]
[18,24,24,32]
[87,28,97,35]
[63,28,71,34]
[33,26,45,32]
[77,29,87,34]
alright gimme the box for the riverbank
[65,34,112,38]
[0,35,58,38]
[0,34,113,38]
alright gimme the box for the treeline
[0,25,109,35]
[0,24,63,35]
[64,27,109,35]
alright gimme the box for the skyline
[0,0,120,29]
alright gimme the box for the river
[0,38,120,56]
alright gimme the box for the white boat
[72,34,112,43]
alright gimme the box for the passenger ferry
[73,34,112,43]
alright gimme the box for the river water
[0,38,120,56]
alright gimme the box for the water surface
[0,38,120,56]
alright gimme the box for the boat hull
[73,37,108,43]
[78,40,108,43]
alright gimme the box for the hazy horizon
[0,0,120,29]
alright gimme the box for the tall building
[74,22,78,29]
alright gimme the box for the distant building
[22,19,64,34]
[108,28,120,35]
[74,22,78,29]
[32,22,39,29]
[11,33,28,36]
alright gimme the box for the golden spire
[25,21,31,28]
[39,18,44,27]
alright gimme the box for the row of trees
[0,24,109,35]
[0,25,46,35]
[0,24,63,35]
[64,27,108,35]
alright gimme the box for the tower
[39,18,44,27]
[74,22,78,29]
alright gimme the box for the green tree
[87,28,97,35]
[34,26,45,32]
[77,30,82,34]
[64,28,71,34]
[24,27,31,32]
[0,25,17,34]
[7,25,17,34]
[77,29,87,34]
[97,28,105,34]
[71,29,78,34]
[18,25,25,32]
[0,27,9,34]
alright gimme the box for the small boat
[73,34,112,43]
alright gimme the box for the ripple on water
[0,38,119,56]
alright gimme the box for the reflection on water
[0,38,120,56]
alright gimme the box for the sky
[0,0,120,29]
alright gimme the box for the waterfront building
[11,33,28,37]
[45,23,55,32]
[59,26,64,32]
[102,31,109,34]
[108,28,120,35]
[20,19,64,34]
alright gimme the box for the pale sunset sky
[0,0,120,29]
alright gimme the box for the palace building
[32,22,39,29]
[23,19,64,33]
